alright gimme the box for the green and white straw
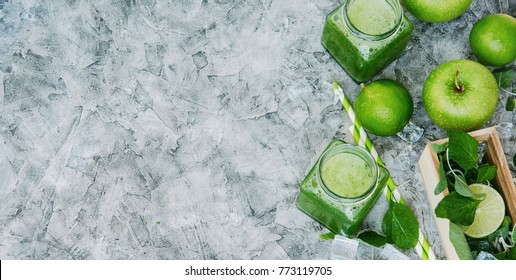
[330,81,436,260]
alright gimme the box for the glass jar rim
[317,144,378,201]
[342,0,404,41]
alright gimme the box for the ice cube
[397,121,424,144]
[476,251,497,260]
[331,235,410,260]
[330,235,359,260]
[379,244,410,260]
[356,242,382,260]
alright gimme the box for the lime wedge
[462,184,505,238]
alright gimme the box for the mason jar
[296,139,389,236]
[322,0,413,82]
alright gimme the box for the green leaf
[319,232,336,240]
[476,165,497,183]
[382,205,394,244]
[510,248,516,260]
[435,192,481,226]
[448,130,478,170]
[487,216,511,243]
[501,216,512,229]
[434,160,448,195]
[453,174,474,197]
[488,219,516,251]
[464,168,478,185]
[506,97,515,111]
[431,142,448,154]
[449,222,473,260]
[512,224,516,244]
[494,251,510,260]
[389,203,419,249]
[357,231,387,247]
[492,68,515,89]
[488,227,510,244]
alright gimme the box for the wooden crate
[418,127,516,260]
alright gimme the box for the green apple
[470,14,516,66]
[401,0,472,23]
[422,60,498,131]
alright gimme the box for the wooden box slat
[418,127,516,260]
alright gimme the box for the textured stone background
[0,0,514,259]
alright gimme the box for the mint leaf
[506,97,515,111]
[319,232,336,240]
[488,227,510,244]
[464,168,478,184]
[382,205,393,244]
[434,160,448,195]
[449,222,473,260]
[435,192,481,226]
[357,231,387,247]
[476,165,497,183]
[390,203,419,249]
[492,68,515,89]
[453,174,474,197]
[487,216,511,243]
[383,203,420,249]
[501,216,512,228]
[448,130,478,170]
[431,142,448,154]
[512,224,516,245]
[494,251,510,260]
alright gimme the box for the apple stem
[454,70,465,93]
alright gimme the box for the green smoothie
[322,1,413,82]
[347,0,398,35]
[320,153,375,198]
[296,140,389,236]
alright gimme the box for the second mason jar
[296,139,390,236]
[322,0,413,82]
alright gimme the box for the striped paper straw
[330,81,436,260]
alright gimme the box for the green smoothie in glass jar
[322,0,413,82]
[296,140,389,236]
